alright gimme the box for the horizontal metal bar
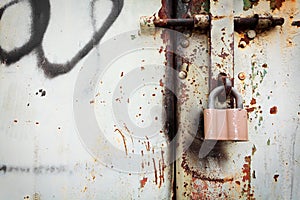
[154,18,195,27]
[153,15,284,30]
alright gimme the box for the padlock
[204,86,248,140]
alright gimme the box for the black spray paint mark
[0,0,23,20]
[0,0,124,78]
[0,0,50,65]
[0,165,7,174]
[0,164,67,175]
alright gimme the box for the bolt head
[247,30,256,39]
[238,72,246,80]
[239,40,247,48]
[180,39,190,48]
[178,71,187,79]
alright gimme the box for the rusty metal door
[169,1,300,199]
[0,0,300,199]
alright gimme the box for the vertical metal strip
[158,1,177,199]
[209,0,234,90]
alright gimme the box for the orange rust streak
[158,161,163,188]
[114,129,128,155]
[181,156,234,183]
[152,158,158,185]
[140,177,148,188]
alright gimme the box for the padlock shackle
[208,86,243,109]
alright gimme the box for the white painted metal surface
[0,0,173,199]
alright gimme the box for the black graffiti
[0,0,50,66]
[0,165,7,174]
[0,164,67,175]
[0,0,124,78]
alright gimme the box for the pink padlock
[204,86,248,141]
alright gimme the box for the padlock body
[204,108,248,140]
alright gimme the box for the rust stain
[158,0,169,19]
[158,150,166,188]
[152,158,158,185]
[179,83,190,104]
[270,106,278,114]
[181,154,234,183]
[123,123,133,144]
[140,177,148,188]
[191,179,209,199]
[242,156,251,182]
[144,138,151,151]
[114,129,128,155]
[250,98,256,105]
[241,156,254,198]
[159,79,164,87]
[158,46,164,54]
[246,107,255,113]
[218,50,229,59]
[158,160,163,188]
[273,174,279,182]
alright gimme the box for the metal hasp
[151,15,284,31]
[204,85,248,140]
[205,0,247,141]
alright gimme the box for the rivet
[180,39,190,48]
[179,71,187,79]
[239,40,247,48]
[238,72,246,80]
[247,30,256,39]
[179,63,189,79]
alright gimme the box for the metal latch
[140,14,284,31]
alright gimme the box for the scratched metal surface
[176,0,300,199]
[0,0,173,199]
